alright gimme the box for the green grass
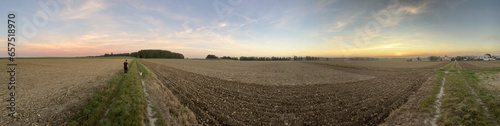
[104,59,147,125]
[69,59,150,125]
[440,63,490,125]
[68,67,126,125]
[137,60,156,78]
[422,62,452,115]
[421,62,498,125]
[421,70,445,114]
[137,60,167,126]
[463,69,500,124]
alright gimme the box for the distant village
[409,54,498,62]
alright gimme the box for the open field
[144,59,375,85]
[0,59,124,125]
[458,61,500,69]
[142,59,434,125]
[312,60,450,69]
[4,58,496,125]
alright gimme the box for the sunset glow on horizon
[1,0,499,58]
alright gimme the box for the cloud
[340,43,403,52]
[376,0,435,26]
[328,12,360,32]
[57,0,107,20]
[125,0,202,24]
[315,0,338,13]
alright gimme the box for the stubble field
[0,59,124,125]
[142,59,436,125]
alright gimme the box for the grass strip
[422,62,498,125]
[137,60,156,78]
[68,67,126,125]
[104,59,147,125]
[68,59,149,125]
[137,60,168,126]
[440,63,490,125]
[463,69,500,124]
[422,62,452,115]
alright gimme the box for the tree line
[97,49,184,59]
[293,56,320,61]
[134,49,184,58]
[240,56,292,61]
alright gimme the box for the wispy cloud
[2,0,498,57]
[379,0,436,26]
[57,0,107,20]
[315,0,338,13]
[329,12,360,32]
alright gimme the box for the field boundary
[422,62,452,114]
[461,66,500,125]
[422,62,499,125]
[137,60,168,126]
[68,59,157,125]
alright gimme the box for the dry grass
[144,72,198,126]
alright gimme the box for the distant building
[442,55,452,61]
[407,57,421,62]
[481,54,493,61]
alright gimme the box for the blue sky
[1,0,499,57]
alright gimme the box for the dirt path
[429,72,447,126]
[141,74,158,126]
[143,60,432,125]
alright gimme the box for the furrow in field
[142,60,431,125]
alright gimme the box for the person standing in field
[124,60,129,74]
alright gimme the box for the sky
[1,0,499,58]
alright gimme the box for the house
[442,55,452,61]
[481,54,493,61]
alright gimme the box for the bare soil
[312,61,450,69]
[144,59,374,86]
[145,75,199,126]
[382,74,436,126]
[0,59,124,125]
[142,59,433,125]
[477,73,500,99]
[460,61,500,69]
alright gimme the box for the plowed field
[313,61,449,69]
[142,59,433,125]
